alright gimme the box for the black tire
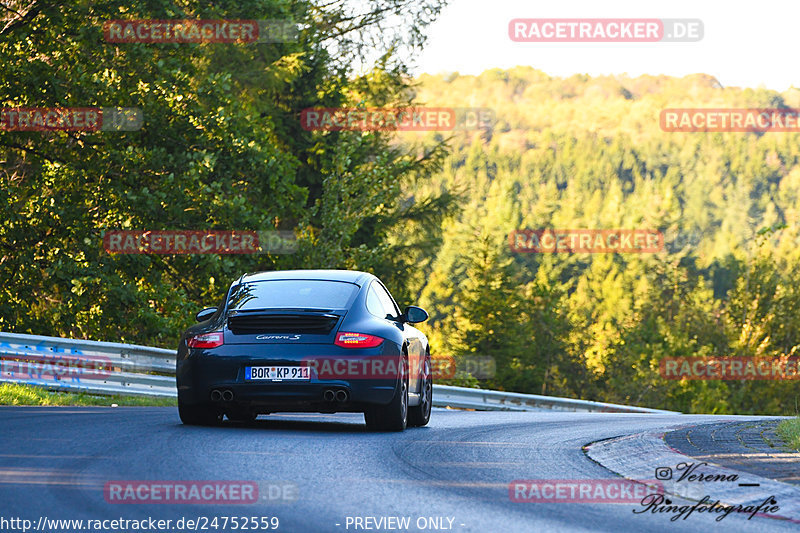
[178,400,222,426]
[408,354,432,427]
[364,356,408,431]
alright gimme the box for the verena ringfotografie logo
[104,481,298,504]
[660,356,800,380]
[103,20,298,43]
[509,19,703,42]
[510,229,664,253]
[661,108,800,132]
[510,480,663,503]
[0,107,142,131]
[654,462,740,483]
[637,462,781,522]
[300,107,495,132]
[103,230,297,254]
[635,494,780,522]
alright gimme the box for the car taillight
[334,332,384,348]
[187,332,224,349]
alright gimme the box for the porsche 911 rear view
[176,269,432,431]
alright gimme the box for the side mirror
[402,305,429,324]
[195,307,218,322]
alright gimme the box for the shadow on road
[174,413,401,434]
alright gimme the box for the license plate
[246,366,310,381]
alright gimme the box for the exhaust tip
[323,389,335,402]
[222,389,234,402]
[335,390,348,402]
[210,390,222,402]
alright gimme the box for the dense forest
[399,68,800,415]
[2,2,798,415]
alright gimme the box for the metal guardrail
[0,331,176,397]
[431,384,677,414]
[0,332,678,413]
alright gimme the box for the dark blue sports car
[176,269,431,431]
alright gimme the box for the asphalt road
[0,407,796,533]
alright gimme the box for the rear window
[227,280,359,310]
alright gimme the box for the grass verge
[0,383,176,406]
[777,417,800,450]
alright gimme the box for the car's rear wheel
[178,400,222,426]
[408,354,432,427]
[364,356,408,431]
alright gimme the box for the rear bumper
[176,343,402,412]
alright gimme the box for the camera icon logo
[655,467,673,480]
